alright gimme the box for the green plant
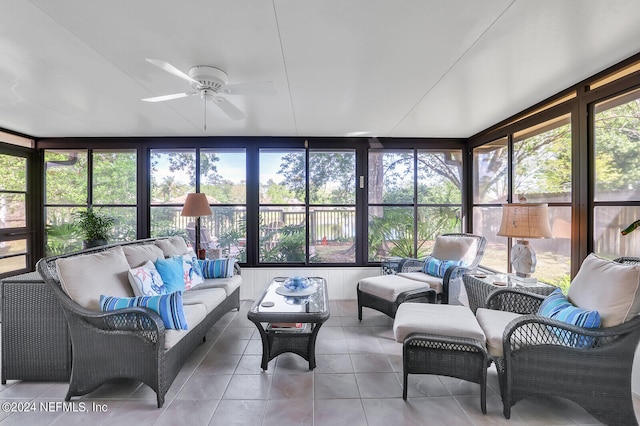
[45,222,82,255]
[73,207,115,242]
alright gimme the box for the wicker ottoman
[393,303,488,414]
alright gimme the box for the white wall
[238,267,379,301]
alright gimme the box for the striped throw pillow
[198,257,235,279]
[538,288,601,348]
[99,291,188,330]
[422,256,465,278]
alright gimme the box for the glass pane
[368,150,414,204]
[259,150,305,204]
[513,115,572,203]
[150,150,196,204]
[0,254,27,274]
[594,205,640,259]
[417,150,462,204]
[0,193,26,228]
[259,206,306,263]
[200,206,247,262]
[150,206,189,241]
[416,207,462,258]
[594,88,640,201]
[309,150,356,204]
[200,150,246,204]
[45,150,88,204]
[309,206,355,263]
[0,154,26,191]
[473,138,507,204]
[533,206,571,290]
[95,207,137,243]
[45,207,83,255]
[93,150,137,205]
[368,206,414,261]
[473,206,508,272]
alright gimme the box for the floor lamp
[497,202,553,283]
[181,193,212,259]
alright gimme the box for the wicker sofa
[36,236,241,408]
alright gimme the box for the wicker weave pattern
[1,278,71,382]
[36,238,241,408]
[464,275,555,314]
[403,333,488,414]
[487,257,640,425]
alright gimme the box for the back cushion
[431,236,477,263]
[155,236,189,257]
[568,253,640,327]
[56,246,134,310]
[122,244,164,268]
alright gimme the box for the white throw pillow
[56,246,133,310]
[127,260,168,296]
[122,244,164,268]
[568,253,640,327]
[155,236,189,257]
[176,251,205,290]
[431,236,477,263]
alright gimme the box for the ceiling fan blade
[225,81,276,95]
[142,92,196,102]
[145,58,200,86]
[215,97,246,120]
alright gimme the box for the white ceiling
[1,0,639,140]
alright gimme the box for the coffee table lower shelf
[247,276,330,371]
[252,322,323,370]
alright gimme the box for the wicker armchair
[479,256,640,425]
[357,233,487,320]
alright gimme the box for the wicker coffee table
[247,277,330,370]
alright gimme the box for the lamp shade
[497,203,553,239]
[181,193,213,217]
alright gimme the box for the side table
[463,274,556,314]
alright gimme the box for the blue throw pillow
[198,257,235,279]
[422,256,465,278]
[154,257,185,293]
[538,288,601,348]
[99,291,188,330]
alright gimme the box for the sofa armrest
[503,313,640,356]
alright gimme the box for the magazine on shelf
[267,322,310,333]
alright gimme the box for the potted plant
[73,207,115,249]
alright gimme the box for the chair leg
[403,372,408,400]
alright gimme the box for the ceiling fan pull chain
[204,98,207,131]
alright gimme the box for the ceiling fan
[142,58,275,128]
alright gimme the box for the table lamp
[181,192,212,259]
[497,202,553,282]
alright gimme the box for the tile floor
[0,299,638,425]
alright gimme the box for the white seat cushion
[393,303,486,343]
[164,303,207,350]
[182,287,227,314]
[475,308,521,357]
[397,272,444,294]
[568,253,640,327]
[358,274,432,302]
[196,275,242,296]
